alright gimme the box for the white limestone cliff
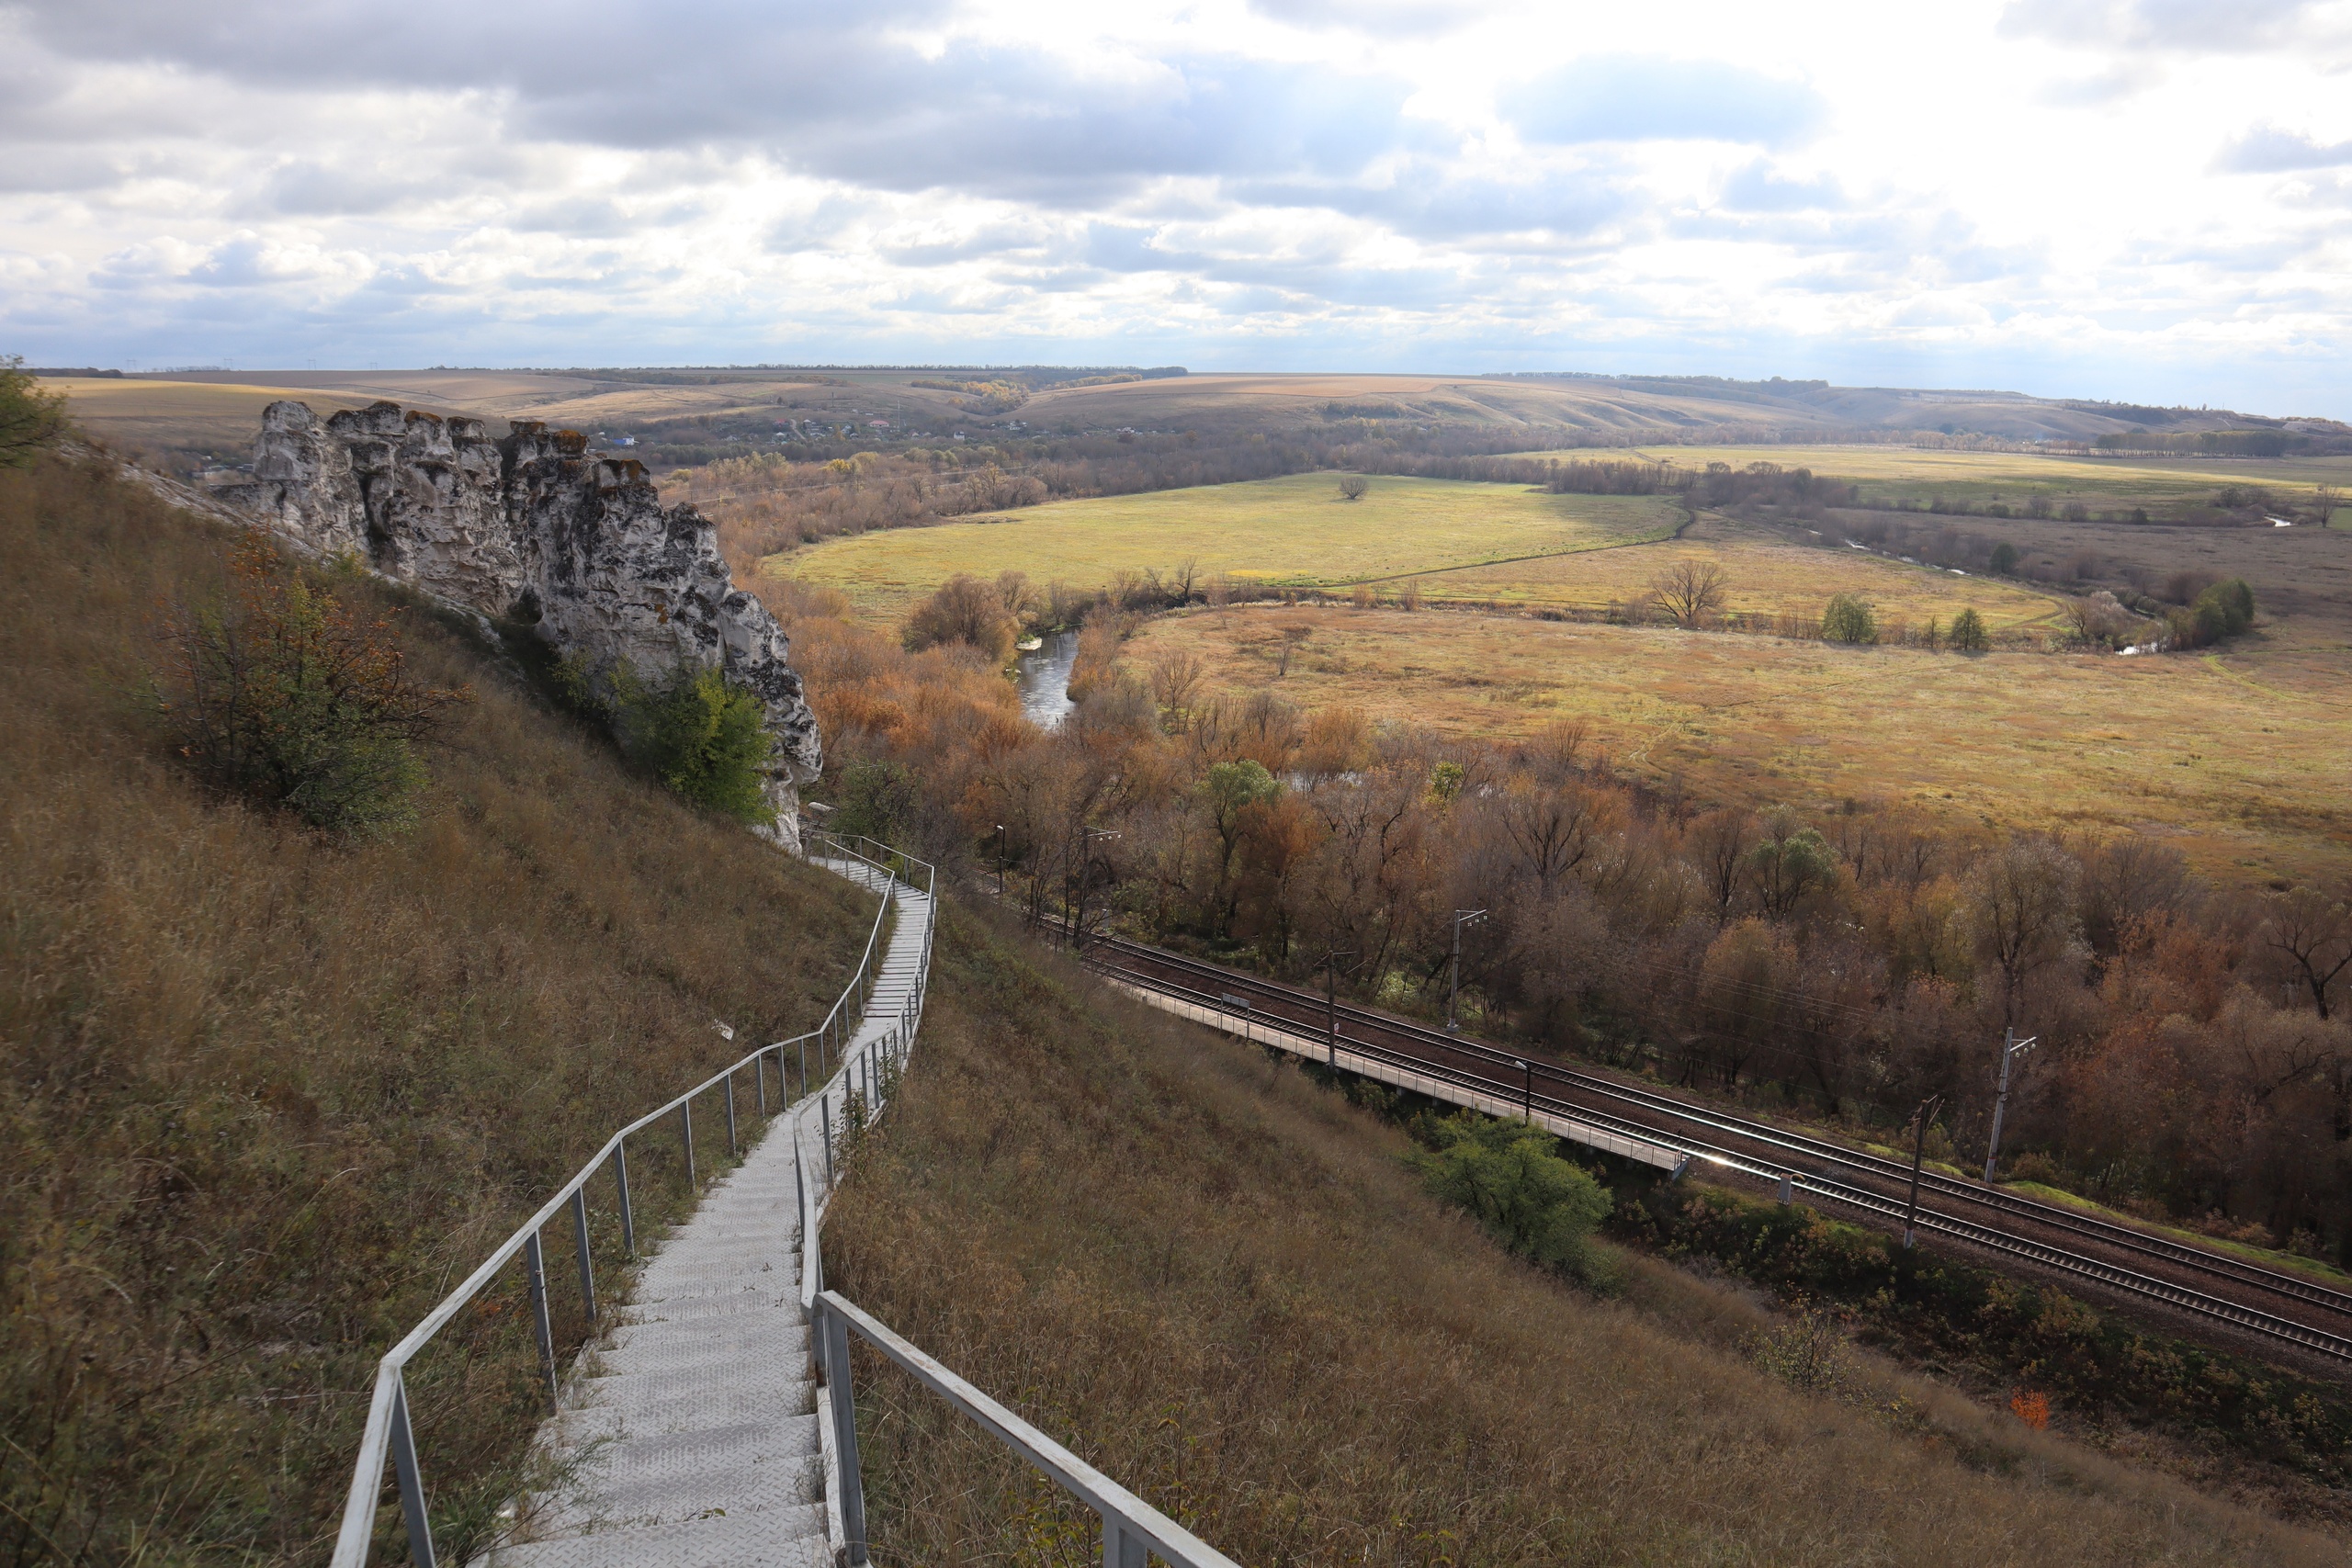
[223,400,820,849]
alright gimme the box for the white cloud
[0,0,2349,413]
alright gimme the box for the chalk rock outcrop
[224,400,820,848]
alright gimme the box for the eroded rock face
[226,400,820,849]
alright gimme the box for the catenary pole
[1983,1031,2037,1182]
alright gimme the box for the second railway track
[1087,935,2352,1366]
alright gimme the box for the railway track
[1087,935,2352,1366]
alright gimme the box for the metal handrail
[813,1292,1242,1568]
[792,848,1230,1568]
[328,834,916,1568]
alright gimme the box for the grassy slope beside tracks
[825,906,2341,1566]
[0,456,876,1562]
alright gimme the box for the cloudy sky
[5,0,2352,411]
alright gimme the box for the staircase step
[476,854,935,1568]
[555,1380,811,1443]
[481,1506,830,1568]
[571,1356,808,1416]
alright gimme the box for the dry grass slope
[0,457,875,1562]
[46,378,390,473]
[825,907,2339,1567]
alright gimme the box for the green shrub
[1819,592,1877,644]
[1408,1114,1612,1280]
[1988,542,2020,574]
[618,663,776,824]
[2165,577,2256,650]
[831,757,919,842]
[1948,606,1989,652]
[154,538,466,835]
[0,355,69,468]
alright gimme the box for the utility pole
[1447,908,1487,1033]
[1982,1030,2038,1183]
[1317,949,1354,1072]
[1072,828,1119,950]
[1517,1058,1532,1122]
[1904,1093,1943,1248]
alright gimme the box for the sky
[5,0,2352,413]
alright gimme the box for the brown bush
[903,572,1019,663]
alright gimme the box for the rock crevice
[224,400,820,847]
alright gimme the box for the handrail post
[390,1372,437,1568]
[822,1093,834,1190]
[571,1187,596,1321]
[1102,1512,1147,1568]
[799,1037,809,1099]
[616,1138,637,1258]
[682,1098,697,1190]
[524,1231,558,1411]
[725,1070,740,1159]
[756,1050,768,1118]
[820,1302,869,1567]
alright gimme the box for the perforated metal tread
[473,861,931,1568]
[480,1507,830,1568]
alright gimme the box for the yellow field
[1413,514,2061,632]
[1126,604,2352,879]
[772,470,2062,633]
[769,473,1682,621]
[1562,443,2352,508]
[49,378,386,467]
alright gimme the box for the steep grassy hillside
[0,457,876,1562]
[826,906,2340,1567]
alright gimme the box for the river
[1014,631,1079,728]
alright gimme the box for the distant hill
[63,367,2352,468]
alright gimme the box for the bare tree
[2262,886,2352,1020]
[1275,624,1312,676]
[1684,807,1756,925]
[1493,777,1621,899]
[1148,649,1206,729]
[1648,560,1729,628]
[1337,473,1369,501]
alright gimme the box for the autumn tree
[1199,759,1283,934]
[1964,838,2083,1027]
[1337,473,1369,501]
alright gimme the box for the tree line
[758,570,2352,1269]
